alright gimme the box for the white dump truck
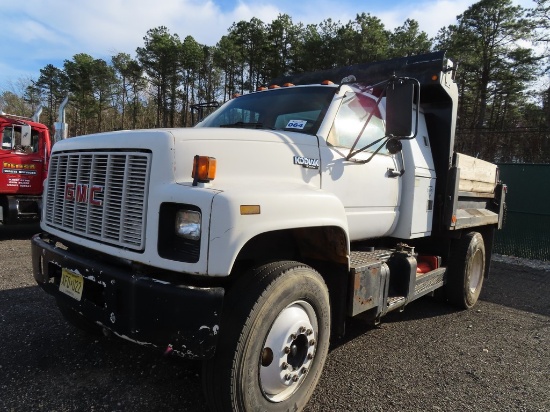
[32,51,506,411]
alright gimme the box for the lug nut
[306,329,313,336]
[281,362,288,370]
[307,353,314,360]
[301,367,308,374]
[284,346,291,354]
[284,374,291,381]
[292,375,299,382]
[299,326,306,334]
[309,339,315,346]
[290,334,297,341]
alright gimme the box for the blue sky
[0,0,534,93]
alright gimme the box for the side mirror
[385,78,416,138]
[21,125,32,147]
[386,138,403,154]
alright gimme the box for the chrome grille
[45,151,151,250]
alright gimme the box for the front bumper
[32,233,224,359]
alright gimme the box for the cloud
[0,0,537,87]
[373,0,476,37]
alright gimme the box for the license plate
[59,268,84,301]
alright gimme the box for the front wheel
[446,231,486,309]
[202,261,331,411]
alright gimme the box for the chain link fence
[494,164,550,261]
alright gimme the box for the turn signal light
[192,155,217,185]
[240,205,261,215]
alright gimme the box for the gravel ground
[0,224,548,411]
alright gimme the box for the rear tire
[202,261,330,412]
[446,231,486,309]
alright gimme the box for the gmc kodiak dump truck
[32,51,505,411]
[0,109,52,224]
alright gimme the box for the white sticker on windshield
[286,120,307,130]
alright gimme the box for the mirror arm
[346,83,390,160]
[348,136,390,165]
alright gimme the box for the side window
[2,128,13,149]
[1,127,40,152]
[328,92,387,154]
[31,131,40,153]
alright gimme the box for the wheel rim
[259,300,318,403]
[469,249,484,294]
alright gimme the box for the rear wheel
[202,261,330,411]
[446,231,486,309]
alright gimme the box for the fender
[207,183,349,276]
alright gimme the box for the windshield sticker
[286,120,307,130]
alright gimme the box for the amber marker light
[240,205,261,215]
[321,80,334,85]
[282,83,295,87]
[192,155,217,185]
[431,75,438,81]
[268,84,281,89]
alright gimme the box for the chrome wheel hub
[259,300,318,402]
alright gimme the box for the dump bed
[456,153,498,195]
[443,152,505,231]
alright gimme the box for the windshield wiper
[219,121,264,129]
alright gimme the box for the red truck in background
[0,109,52,224]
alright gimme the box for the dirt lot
[1,224,548,411]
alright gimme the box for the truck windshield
[1,126,39,152]
[196,86,336,135]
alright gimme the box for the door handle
[387,168,404,178]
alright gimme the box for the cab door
[319,90,401,241]
[0,124,45,195]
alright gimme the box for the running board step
[387,296,406,311]
[414,267,446,298]
[350,249,392,268]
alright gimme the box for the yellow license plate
[59,268,84,301]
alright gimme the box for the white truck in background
[32,51,506,411]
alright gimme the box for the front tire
[202,261,331,412]
[446,231,486,309]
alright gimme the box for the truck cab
[31,51,505,412]
[0,114,52,223]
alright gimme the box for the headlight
[158,203,201,263]
[175,210,201,240]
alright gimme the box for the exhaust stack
[54,96,69,143]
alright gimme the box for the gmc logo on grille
[65,183,104,206]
